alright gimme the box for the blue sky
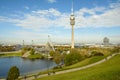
[0,0,120,45]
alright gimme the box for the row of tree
[50,46,120,67]
[50,49,84,67]
[0,46,15,52]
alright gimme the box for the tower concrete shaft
[71,25,74,48]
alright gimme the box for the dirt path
[20,53,118,80]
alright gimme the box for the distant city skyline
[0,0,120,44]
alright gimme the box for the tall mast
[70,0,75,49]
[71,0,74,15]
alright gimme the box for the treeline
[0,46,16,52]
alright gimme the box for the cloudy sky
[0,0,120,45]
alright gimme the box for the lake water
[0,57,56,78]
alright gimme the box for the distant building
[103,37,109,46]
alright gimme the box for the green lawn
[0,52,22,57]
[36,54,120,80]
[38,56,105,75]
[28,54,44,59]
[63,56,105,70]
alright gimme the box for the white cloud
[1,2,120,30]
[75,4,120,28]
[9,8,69,30]
[25,6,29,10]
[0,16,8,21]
[47,0,56,3]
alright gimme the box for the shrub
[91,51,104,56]
[7,66,20,80]
[53,66,62,69]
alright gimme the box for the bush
[53,66,62,69]
[91,51,104,56]
[64,49,83,66]
[7,66,20,80]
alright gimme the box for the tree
[30,48,35,55]
[53,51,62,66]
[61,52,67,61]
[64,49,83,66]
[49,51,55,57]
[111,47,120,53]
[7,66,20,80]
[91,51,104,56]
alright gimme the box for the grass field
[38,56,105,75]
[63,56,105,69]
[28,54,44,59]
[0,52,22,57]
[36,54,120,80]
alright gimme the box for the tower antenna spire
[71,0,74,15]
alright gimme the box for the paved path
[20,53,119,80]
[22,51,30,58]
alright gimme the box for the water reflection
[0,57,56,78]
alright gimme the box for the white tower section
[70,0,75,48]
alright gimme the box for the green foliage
[21,47,31,55]
[61,52,67,61]
[49,51,55,57]
[53,66,62,69]
[30,48,35,55]
[53,51,62,66]
[111,47,120,53]
[0,46,15,52]
[22,47,31,51]
[28,54,44,59]
[63,56,105,70]
[91,51,104,56]
[0,52,21,57]
[55,46,70,52]
[21,50,26,55]
[7,66,20,80]
[64,49,83,66]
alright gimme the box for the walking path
[22,51,30,58]
[20,53,119,80]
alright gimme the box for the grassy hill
[36,54,120,80]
